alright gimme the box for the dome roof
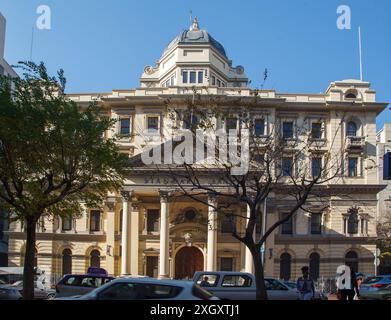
[163,18,227,58]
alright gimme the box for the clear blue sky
[1,0,390,130]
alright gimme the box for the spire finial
[190,16,199,31]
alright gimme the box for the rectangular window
[220,258,234,271]
[282,122,294,139]
[225,118,237,133]
[311,213,322,234]
[221,215,234,233]
[182,71,188,84]
[90,210,101,232]
[216,79,221,87]
[146,256,158,278]
[254,119,265,136]
[348,158,358,177]
[311,123,322,139]
[0,65,4,75]
[120,118,131,135]
[282,157,293,176]
[189,71,196,83]
[146,209,160,232]
[62,214,72,231]
[281,213,293,235]
[211,76,216,86]
[198,71,203,83]
[147,116,159,132]
[312,157,322,177]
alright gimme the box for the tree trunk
[251,245,268,300]
[23,216,37,300]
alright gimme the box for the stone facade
[6,19,388,285]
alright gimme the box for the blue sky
[0,0,390,130]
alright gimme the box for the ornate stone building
[7,19,388,284]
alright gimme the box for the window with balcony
[347,121,357,137]
[282,122,294,139]
[348,157,358,177]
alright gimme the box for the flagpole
[358,26,363,81]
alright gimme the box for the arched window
[309,252,320,281]
[345,251,359,273]
[62,249,72,275]
[280,253,291,281]
[347,209,359,235]
[347,121,357,137]
[90,250,100,268]
[345,92,357,99]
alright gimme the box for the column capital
[207,192,218,206]
[159,190,170,203]
[131,201,140,211]
[121,190,133,202]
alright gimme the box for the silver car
[194,271,300,300]
[56,277,218,300]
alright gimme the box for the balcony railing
[346,136,365,149]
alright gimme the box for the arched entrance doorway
[175,246,203,280]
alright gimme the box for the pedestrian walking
[297,266,315,300]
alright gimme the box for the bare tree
[133,87,348,300]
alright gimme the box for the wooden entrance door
[174,246,204,280]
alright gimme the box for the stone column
[120,191,131,275]
[159,191,170,278]
[129,201,140,275]
[105,198,116,275]
[206,193,217,271]
[245,204,255,273]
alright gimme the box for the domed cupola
[140,18,248,89]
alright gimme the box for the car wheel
[47,293,56,300]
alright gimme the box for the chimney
[0,12,6,59]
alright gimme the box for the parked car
[283,281,328,300]
[55,268,114,298]
[55,277,219,300]
[193,271,299,300]
[359,275,391,300]
[0,281,56,300]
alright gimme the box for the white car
[56,277,219,300]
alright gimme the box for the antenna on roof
[29,26,34,61]
[358,26,363,81]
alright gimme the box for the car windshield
[11,280,23,287]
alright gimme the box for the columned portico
[159,191,170,278]
[206,193,217,271]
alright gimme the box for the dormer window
[345,89,358,100]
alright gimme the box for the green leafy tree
[0,62,128,299]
